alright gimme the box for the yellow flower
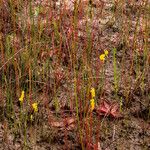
[104,50,109,56]
[90,88,95,99]
[32,103,38,112]
[90,99,95,111]
[19,91,25,103]
[30,115,33,121]
[99,54,105,62]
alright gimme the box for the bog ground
[0,0,150,150]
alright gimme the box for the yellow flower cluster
[32,103,38,112]
[19,91,25,103]
[90,88,96,111]
[90,88,95,99]
[90,99,95,111]
[99,50,109,62]
[104,50,109,56]
[99,54,105,62]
